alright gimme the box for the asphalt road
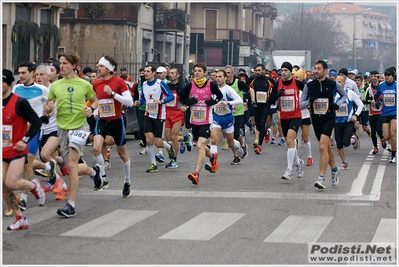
[2,127,397,265]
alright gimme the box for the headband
[98,57,115,72]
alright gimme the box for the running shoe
[306,157,313,166]
[146,163,158,173]
[7,215,28,230]
[180,142,186,154]
[237,146,244,159]
[188,171,199,185]
[389,156,396,163]
[185,133,193,152]
[139,140,145,147]
[31,178,46,206]
[167,141,176,159]
[331,169,341,186]
[155,153,165,163]
[330,138,335,147]
[314,176,326,189]
[139,148,147,155]
[165,160,178,169]
[43,180,54,192]
[253,140,259,148]
[264,128,271,144]
[381,139,387,149]
[34,169,49,177]
[270,137,275,144]
[48,159,57,184]
[210,152,219,172]
[295,159,304,178]
[53,178,65,194]
[5,206,14,217]
[340,162,349,170]
[91,164,103,190]
[55,188,70,201]
[241,143,248,159]
[282,168,293,180]
[254,145,262,155]
[222,140,228,150]
[231,156,241,165]
[122,182,131,198]
[278,138,285,146]
[57,203,75,218]
[18,197,26,211]
[104,160,111,170]
[372,147,379,155]
[106,147,111,159]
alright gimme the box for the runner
[179,62,223,184]
[92,55,134,197]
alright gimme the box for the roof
[305,3,389,18]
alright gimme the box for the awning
[379,23,386,30]
[386,24,392,30]
[369,22,376,27]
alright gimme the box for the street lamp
[320,3,333,60]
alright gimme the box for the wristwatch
[111,91,115,97]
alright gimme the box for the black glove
[277,88,285,97]
[331,103,340,110]
[187,97,198,106]
[205,99,218,106]
[374,94,379,102]
[375,101,381,110]
[40,115,49,124]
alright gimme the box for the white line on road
[159,212,245,240]
[82,189,375,201]
[347,162,371,197]
[371,218,397,243]
[61,210,158,237]
[369,150,389,201]
[263,215,333,244]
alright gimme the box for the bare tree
[274,12,350,64]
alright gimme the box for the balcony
[61,3,139,23]
[155,7,187,32]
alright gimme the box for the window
[16,5,31,63]
[41,10,52,63]
[205,9,217,40]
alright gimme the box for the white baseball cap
[156,66,167,73]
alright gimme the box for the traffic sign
[368,41,376,49]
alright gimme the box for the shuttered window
[205,10,217,40]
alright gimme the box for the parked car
[123,105,140,139]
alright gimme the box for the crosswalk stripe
[61,210,158,237]
[369,155,388,201]
[347,162,371,197]
[81,190,374,201]
[263,215,333,244]
[159,212,245,241]
[371,218,397,243]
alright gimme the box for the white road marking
[263,215,333,244]
[159,212,245,240]
[61,210,158,237]
[371,218,397,243]
[347,162,371,197]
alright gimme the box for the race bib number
[166,94,177,107]
[256,91,267,103]
[191,106,207,122]
[370,100,382,112]
[146,101,159,115]
[313,98,329,115]
[2,125,12,148]
[383,94,395,107]
[336,103,348,117]
[214,104,229,115]
[280,96,295,112]
[98,99,116,118]
[68,130,90,146]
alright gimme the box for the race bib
[383,94,395,107]
[191,106,207,122]
[68,130,90,146]
[98,99,116,118]
[146,101,159,115]
[256,91,267,103]
[280,96,295,112]
[313,98,329,115]
[165,94,177,107]
[336,103,348,117]
[2,125,12,148]
[243,102,248,111]
[214,104,229,115]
